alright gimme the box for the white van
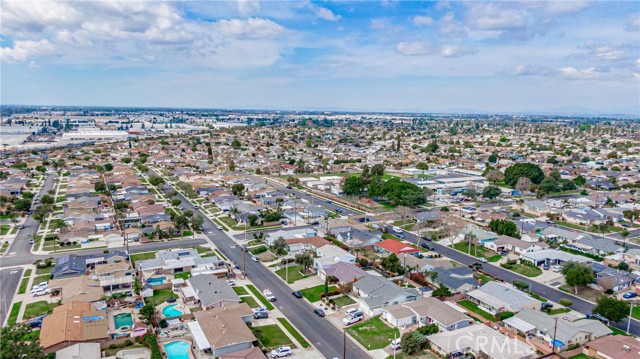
[392,226,403,234]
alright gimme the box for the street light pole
[628,301,634,334]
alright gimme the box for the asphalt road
[0,267,24,326]
[608,227,640,241]
[399,231,640,335]
[156,178,371,359]
[250,174,362,216]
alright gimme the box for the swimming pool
[162,304,183,318]
[163,341,190,359]
[113,313,133,330]
[146,276,167,285]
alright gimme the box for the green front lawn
[632,306,640,320]
[547,308,571,315]
[457,300,496,322]
[246,285,275,310]
[256,324,295,349]
[502,263,542,278]
[333,295,356,308]
[277,318,310,348]
[299,284,337,303]
[33,274,51,285]
[241,296,260,309]
[7,302,22,325]
[275,265,309,284]
[451,242,501,262]
[1,225,10,235]
[346,316,400,350]
[24,301,58,319]
[568,354,593,359]
[233,286,249,296]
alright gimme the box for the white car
[32,282,48,291]
[552,265,563,272]
[194,204,199,209]
[251,256,260,262]
[32,288,50,297]
[226,280,236,286]
[390,338,401,350]
[263,289,276,302]
[270,346,292,358]
[345,308,362,317]
[216,224,223,230]
[342,315,363,326]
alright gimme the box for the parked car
[342,315,363,326]
[552,265,563,272]
[325,200,332,203]
[313,308,325,317]
[392,226,403,234]
[286,185,292,189]
[345,308,362,317]
[390,338,401,350]
[263,289,276,302]
[28,239,35,245]
[292,291,302,299]
[253,308,269,319]
[623,292,638,299]
[251,256,260,262]
[32,288,50,297]
[216,224,223,230]
[335,208,343,214]
[421,235,432,241]
[242,246,249,252]
[543,264,550,270]
[18,224,25,229]
[395,233,405,239]
[32,282,48,291]
[479,258,488,263]
[310,221,319,225]
[421,243,434,250]
[270,346,292,358]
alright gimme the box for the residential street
[155,174,371,359]
[399,230,640,336]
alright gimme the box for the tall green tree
[503,163,545,187]
[592,296,630,323]
[0,324,46,359]
[561,261,595,294]
[342,176,364,196]
[482,185,502,199]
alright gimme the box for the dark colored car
[311,221,319,225]
[314,308,325,317]
[421,235,432,241]
[292,291,303,298]
[421,243,434,250]
[335,208,343,213]
[242,246,249,252]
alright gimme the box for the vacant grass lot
[346,317,400,350]
[257,324,295,349]
[457,300,496,322]
[451,242,501,262]
[299,284,337,303]
[275,265,309,284]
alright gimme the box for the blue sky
[1,1,639,115]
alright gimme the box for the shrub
[109,344,117,350]
[559,298,572,307]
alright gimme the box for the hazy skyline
[1,1,639,115]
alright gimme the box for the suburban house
[503,308,611,351]
[564,237,624,256]
[284,236,331,254]
[55,343,102,359]
[430,266,478,294]
[314,244,356,271]
[336,229,382,249]
[522,200,550,215]
[353,274,420,316]
[539,227,591,243]
[39,302,109,353]
[319,262,366,284]
[136,248,223,278]
[183,274,241,309]
[52,251,129,279]
[375,239,421,256]
[219,347,267,359]
[579,335,640,359]
[458,225,498,245]
[266,227,317,245]
[380,297,474,331]
[484,235,548,254]
[520,249,591,266]
[189,303,257,357]
[402,256,453,273]
[428,324,536,359]
[591,263,638,292]
[48,275,104,304]
[466,282,541,314]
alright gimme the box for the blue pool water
[164,341,190,359]
[113,313,133,329]
[146,276,167,285]
[162,304,183,318]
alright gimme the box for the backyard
[151,288,178,304]
[299,284,337,302]
[457,300,496,322]
[345,316,400,350]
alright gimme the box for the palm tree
[464,232,479,257]
[229,207,240,221]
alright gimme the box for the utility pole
[627,301,634,334]
[551,317,559,353]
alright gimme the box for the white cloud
[395,41,476,57]
[438,13,467,38]
[500,64,551,76]
[625,13,640,31]
[215,18,286,40]
[413,15,434,27]
[557,66,604,80]
[465,3,527,31]
[316,7,341,21]
[0,39,55,63]
[237,0,261,16]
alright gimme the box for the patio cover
[187,321,211,350]
[503,316,536,332]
